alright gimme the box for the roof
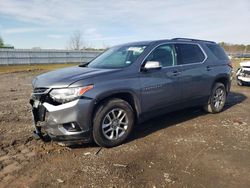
[171,38,216,44]
[116,38,216,47]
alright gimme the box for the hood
[240,61,250,67]
[240,61,250,71]
[32,66,118,88]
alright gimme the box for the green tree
[0,36,4,48]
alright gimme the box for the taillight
[228,61,233,68]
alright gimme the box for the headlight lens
[49,85,93,103]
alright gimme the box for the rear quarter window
[175,43,206,65]
[206,44,229,60]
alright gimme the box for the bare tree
[68,30,84,50]
[102,42,110,50]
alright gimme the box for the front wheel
[204,83,227,113]
[93,98,134,148]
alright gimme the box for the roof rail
[171,38,216,44]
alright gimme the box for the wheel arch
[212,76,230,94]
[92,90,141,125]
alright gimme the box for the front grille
[32,88,50,102]
[33,87,49,94]
[242,70,250,73]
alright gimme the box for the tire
[93,98,134,148]
[204,83,227,113]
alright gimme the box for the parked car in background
[236,61,250,86]
[30,38,232,147]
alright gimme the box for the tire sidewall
[93,99,134,147]
[209,83,226,113]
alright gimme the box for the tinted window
[146,44,175,67]
[206,44,229,60]
[175,43,205,65]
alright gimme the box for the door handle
[207,66,213,71]
[172,70,181,76]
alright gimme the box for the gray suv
[30,38,232,147]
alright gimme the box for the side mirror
[143,61,162,71]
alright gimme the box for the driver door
[140,44,182,115]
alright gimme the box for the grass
[0,63,78,74]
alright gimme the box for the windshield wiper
[79,62,90,67]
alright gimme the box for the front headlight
[236,68,242,76]
[49,85,93,103]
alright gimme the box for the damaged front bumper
[30,89,94,143]
[236,67,250,85]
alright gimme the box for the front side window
[145,44,175,67]
[175,43,206,65]
[88,45,147,69]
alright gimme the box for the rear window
[175,43,206,65]
[206,44,229,60]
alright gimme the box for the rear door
[140,43,182,114]
[174,43,210,103]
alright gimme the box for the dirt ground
[0,69,250,188]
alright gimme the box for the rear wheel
[204,83,226,113]
[93,98,134,148]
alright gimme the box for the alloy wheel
[102,108,129,140]
[213,88,225,110]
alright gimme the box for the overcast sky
[0,0,249,49]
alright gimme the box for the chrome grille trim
[33,87,50,94]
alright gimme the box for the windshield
[88,45,147,69]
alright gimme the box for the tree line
[219,42,250,53]
[1,34,249,53]
[0,36,4,48]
